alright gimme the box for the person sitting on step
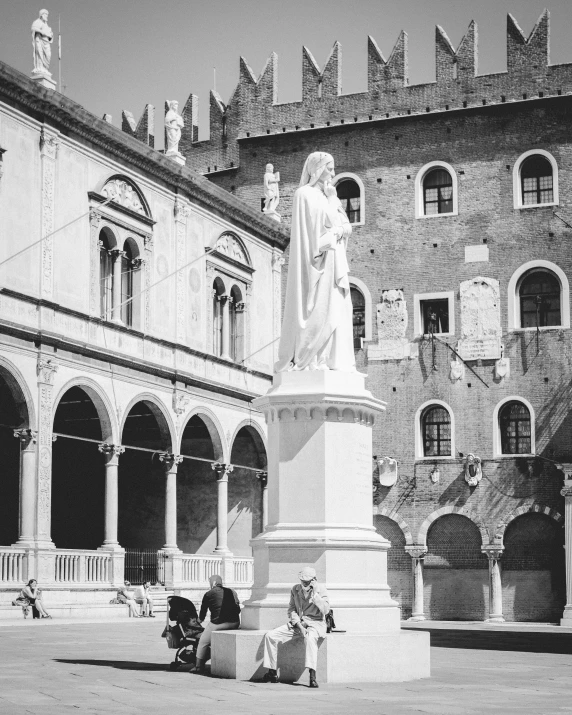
[262,567,329,689]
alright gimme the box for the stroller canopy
[167,595,198,622]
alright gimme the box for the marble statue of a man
[31,9,53,75]
[165,101,184,156]
[263,163,280,220]
[275,151,355,372]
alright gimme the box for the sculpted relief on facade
[457,277,502,361]
[101,179,145,215]
[368,289,412,361]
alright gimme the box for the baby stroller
[162,596,204,671]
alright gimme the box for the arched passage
[118,399,171,550]
[178,414,224,554]
[229,425,267,555]
[52,387,105,549]
[374,515,411,619]
[502,513,565,622]
[424,514,488,620]
[0,369,29,546]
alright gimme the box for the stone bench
[211,629,430,684]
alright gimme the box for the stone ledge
[0,603,131,621]
[211,629,430,683]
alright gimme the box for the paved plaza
[0,620,571,715]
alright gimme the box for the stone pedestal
[560,467,572,627]
[212,370,430,682]
[31,70,56,90]
[165,150,186,166]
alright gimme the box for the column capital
[559,463,572,490]
[36,356,58,384]
[131,257,145,270]
[98,443,125,459]
[39,127,59,159]
[110,249,127,260]
[14,428,37,447]
[90,209,102,228]
[212,462,234,480]
[174,199,192,221]
[481,545,504,560]
[405,546,428,559]
[256,470,268,487]
[159,453,184,469]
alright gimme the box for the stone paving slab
[0,621,571,714]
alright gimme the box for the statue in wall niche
[165,100,184,156]
[31,9,53,76]
[275,152,355,372]
[377,289,407,340]
[464,453,482,487]
[263,164,281,221]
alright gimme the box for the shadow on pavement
[54,659,169,671]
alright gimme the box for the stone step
[0,603,131,621]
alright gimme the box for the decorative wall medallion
[377,456,398,487]
[495,357,510,380]
[450,358,465,382]
[464,453,482,487]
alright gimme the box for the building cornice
[0,61,288,250]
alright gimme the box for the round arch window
[423,169,453,215]
[521,155,553,206]
[335,179,361,223]
[519,270,561,328]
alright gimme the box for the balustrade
[0,549,27,583]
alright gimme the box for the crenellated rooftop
[121,11,572,174]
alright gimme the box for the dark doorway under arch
[119,401,169,549]
[374,515,411,619]
[52,387,104,549]
[229,426,266,555]
[0,372,27,546]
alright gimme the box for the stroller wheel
[169,661,179,671]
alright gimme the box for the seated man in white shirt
[262,567,329,688]
[134,581,155,618]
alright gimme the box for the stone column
[35,356,58,550]
[39,127,59,300]
[482,545,505,622]
[159,453,183,552]
[98,443,125,549]
[89,209,102,316]
[405,546,428,621]
[560,464,572,626]
[212,462,233,555]
[110,249,126,324]
[256,470,268,530]
[221,296,232,360]
[14,429,38,547]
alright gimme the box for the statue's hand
[324,183,337,199]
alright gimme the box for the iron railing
[124,548,166,585]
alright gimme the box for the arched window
[519,270,561,328]
[229,284,244,362]
[422,405,451,457]
[350,286,366,350]
[99,229,113,320]
[120,241,134,327]
[335,178,361,224]
[212,278,225,357]
[521,155,553,206]
[423,169,453,215]
[499,401,531,455]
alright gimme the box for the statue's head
[168,100,179,111]
[40,9,49,20]
[299,151,335,187]
[266,163,273,172]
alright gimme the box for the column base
[408,615,426,622]
[98,543,124,552]
[561,605,572,627]
[486,615,505,623]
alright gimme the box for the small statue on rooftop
[31,9,53,77]
[263,163,281,221]
[165,100,185,163]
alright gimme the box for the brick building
[126,10,572,623]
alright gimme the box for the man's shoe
[309,669,319,688]
[149,614,156,618]
[262,669,279,683]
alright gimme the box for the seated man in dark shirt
[191,574,241,674]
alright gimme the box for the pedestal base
[30,70,56,90]
[561,605,572,627]
[165,150,186,166]
[211,629,430,683]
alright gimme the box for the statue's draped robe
[275,184,355,372]
[32,19,52,73]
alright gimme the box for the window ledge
[349,220,365,227]
[416,211,458,220]
[416,332,455,339]
[415,456,457,462]
[493,454,535,459]
[515,202,558,211]
[510,326,565,333]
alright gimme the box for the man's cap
[299,567,317,581]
